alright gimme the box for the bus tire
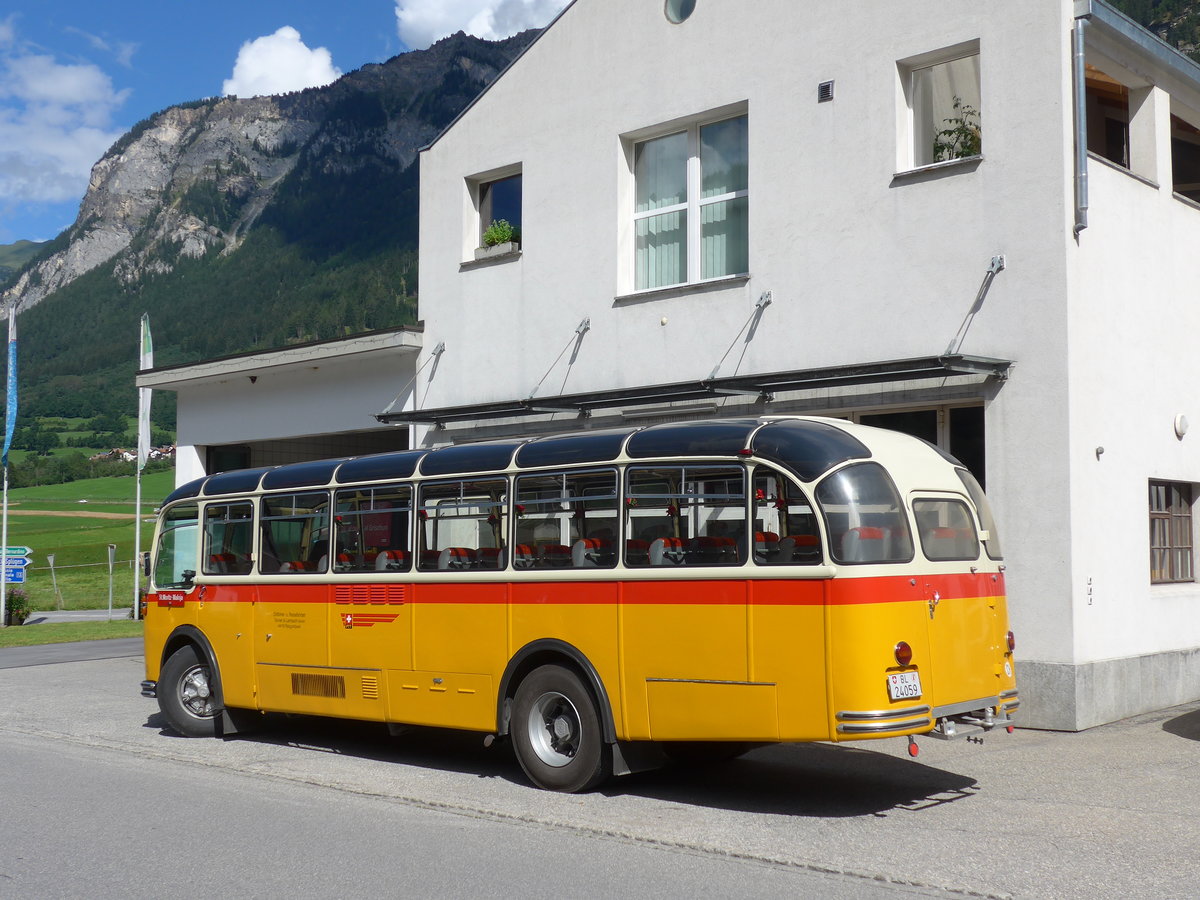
[158,645,219,738]
[511,664,610,793]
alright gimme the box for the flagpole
[1,305,17,626]
[134,314,153,619]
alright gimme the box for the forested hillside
[1111,0,1200,59]
[0,241,44,288]
[2,31,534,428]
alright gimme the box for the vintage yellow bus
[141,416,1017,792]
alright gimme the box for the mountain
[0,240,45,288]
[1110,1,1200,60]
[1,30,536,424]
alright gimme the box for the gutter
[1073,0,1091,238]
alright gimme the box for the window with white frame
[901,45,981,169]
[1150,480,1194,584]
[632,114,748,291]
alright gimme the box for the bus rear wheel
[511,664,609,792]
[158,645,219,738]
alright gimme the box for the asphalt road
[1,640,1199,898]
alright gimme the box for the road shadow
[609,743,978,817]
[1162,707,1200,742]
[146,711,977,817]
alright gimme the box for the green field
[0,620,142,647]
[2,470,175,612]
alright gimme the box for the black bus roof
[162,417,873,506]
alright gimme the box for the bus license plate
[887,671,922,701]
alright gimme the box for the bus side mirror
[143,552,152,577]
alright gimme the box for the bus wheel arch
[496,639,617,744]
[158,627,225,738]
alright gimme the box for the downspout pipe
[1073,1,1092,237]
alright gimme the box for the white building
[389,0,1200,732]
[140,0,1200,731]
[139,328,422,483]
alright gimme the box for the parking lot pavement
[0,651,1197,899]
[0,637,143,668]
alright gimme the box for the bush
[4,588,29,626]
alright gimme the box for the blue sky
[0,0,567,245]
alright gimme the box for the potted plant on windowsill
[3,588,29,626]
[475,219,520,260]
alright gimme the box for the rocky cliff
[2,30,534,316]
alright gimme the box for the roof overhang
[378,354,1012,426]
[137,327,423,391]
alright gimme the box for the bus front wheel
[511,664,609,792]
[158,645,219,738]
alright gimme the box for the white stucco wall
[419,0,1080,665]
[412,0,1200,725]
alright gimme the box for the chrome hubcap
[179,664,215,719]
[527,691,580,768]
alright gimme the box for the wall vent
[291,673,347,698]
[818,81,835,103]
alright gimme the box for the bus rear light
[894,641,913,666]
[1006,631,1016,652]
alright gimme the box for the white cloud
[395,0,567,50]
[0,40,128,209]
[64,26,139,68]
[222,26,342,98]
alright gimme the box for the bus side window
[815,463,914,564]
[515,470,618,569]
[625,465,747,567]
[752,471,823,566]
[203,502,254,575]
[334,484,412,572]
[418,478,507,571]
[259,492,330,573]
[913,498,980,561]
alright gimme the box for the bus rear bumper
[927,693,1018,740]
[140,680,157,699]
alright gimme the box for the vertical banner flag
[2,308,16,468]
[137,314,153,471]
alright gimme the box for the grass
[3,470,174,611]
[0,619,143,648]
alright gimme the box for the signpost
[3,546,30,586]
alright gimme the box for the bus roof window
[516,429,630,468]
[419,440,527,477]
[261,458,346,491]
[626,419,761,459]
[752,420,871,482]
[202,467,274,497]
[335,450,425,484]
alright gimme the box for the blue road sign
[3,557,30,569]
[4,568,26,584]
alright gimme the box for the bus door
[911,493,1005,706]
[195,501,257,709]
[252,493,333,712]
[620,465,766,741]
[328,485,414,675]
